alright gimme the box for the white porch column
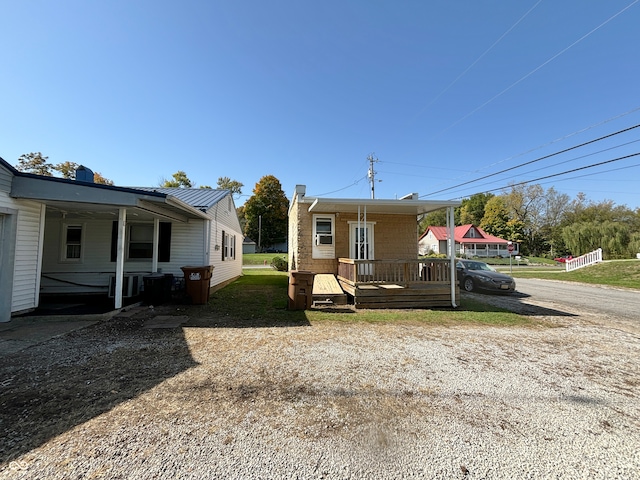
[152,217,159,273]
[114,208,127,309]
[447,206,457,308]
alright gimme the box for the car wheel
[463,277,475,292]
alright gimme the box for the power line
[384,106,640,188]
[420,123,640,198]
[311,175,368,197]
[413,0,543,119]
[476,152,640,196]
[431,0,640,139]
[440,105,640,183]
[443,138,640,194]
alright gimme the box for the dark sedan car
[456,259,516,294]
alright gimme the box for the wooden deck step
[312,274,347,305]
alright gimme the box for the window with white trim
[61,224,83,261]
[222,231,236,261]
[312,214,335,259]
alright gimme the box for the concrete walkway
[0,314,109,356]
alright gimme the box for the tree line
[419,184,640,259]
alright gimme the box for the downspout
[204,218,211,265]
[448,206,457,308]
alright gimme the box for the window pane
[129,242,153,258]
[316,219,332,234]
[66,244,81,259]
[66,226,82,243]
[129,224,154,258]
[130,224,153,242]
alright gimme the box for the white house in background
[419,224,519,258]
[242,237,257,254]
[0,156,243,322]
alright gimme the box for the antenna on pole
[367,153,380,199]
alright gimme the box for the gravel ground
[1,298,639,479]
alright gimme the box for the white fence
[566,248,603,272]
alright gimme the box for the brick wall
[288,198,419,274]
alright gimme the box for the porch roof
[9,172,210,222]
[305,197,460,216]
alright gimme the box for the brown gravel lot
[1,296,639,479]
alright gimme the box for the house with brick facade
[288,185,461,309]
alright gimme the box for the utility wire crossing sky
[1,0,638,208]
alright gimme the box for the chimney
[75,165,94,183]
[294,184,306,201]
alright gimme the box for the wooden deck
[336,258,459,309]
[312,273,347,305]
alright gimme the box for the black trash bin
[143,273,173,305]
[181,266,214,304]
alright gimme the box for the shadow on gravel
[0,315,198,465]
[184,310,312,329]
[463,291,579,317]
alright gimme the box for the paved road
[467,277,640,334]
[513,278,640,320]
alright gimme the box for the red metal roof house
[419,224,519,258]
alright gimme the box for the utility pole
[367,154,379,199]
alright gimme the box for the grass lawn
[184,270,543,328]
[508,259,640,290]
[243,253,288,265]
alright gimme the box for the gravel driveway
[1,296,638,479]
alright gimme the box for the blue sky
[2,1,639,209]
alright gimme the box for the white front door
[350,223,374,275]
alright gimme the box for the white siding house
[0,162,46,321]
[0,157,243,321]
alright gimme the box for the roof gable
[421,224,511,244]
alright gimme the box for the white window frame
[312,214,335,259]
[223,232,236,261]
[60,223,84,262]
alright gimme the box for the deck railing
[566,248,603,272]
[337,258,453,286]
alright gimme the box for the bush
[270,256,288,271]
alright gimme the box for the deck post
[114,208,127,309]
[447,206,457,308]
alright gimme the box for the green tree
[479,196,510,238]
[480,196,526,244]
[160,171,193,188]
[459,193,493,225]
[16,152,53,176]
[562,221,631,259]
[243,175,289,250]
[53,161,80,179]
[17,154,113,184]
[217,176,244,197]
[236,205,247,234]
[502,184,547,255]
[418,207,461,233]
[93,171,114,185]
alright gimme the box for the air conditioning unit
[108,275,142,298]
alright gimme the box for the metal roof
[131,187,231,211]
